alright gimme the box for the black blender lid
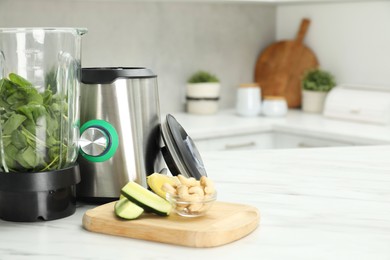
[81,67,157,84]
[161,114,207,180]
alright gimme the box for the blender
[77,67,164,202]
[77,68,207,202]
[0,28,86,221]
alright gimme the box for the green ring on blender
[80,119,119,162]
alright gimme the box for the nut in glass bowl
[166,192,217,217]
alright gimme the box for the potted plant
[186,70,220,115]
[301,69,336,113]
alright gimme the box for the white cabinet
[194,132,354,152]
[194,133,274,152]
[273,133,353,149]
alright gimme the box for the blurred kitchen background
[1,0,389,114]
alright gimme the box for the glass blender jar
[0,28,86,221]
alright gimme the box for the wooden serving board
[254,18,319,108]
[83,201,260,248]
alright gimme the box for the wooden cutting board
[254,18,319,108]
[83,201,260,248]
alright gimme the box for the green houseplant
[188,71,219,84]
[301,69,336,113]
[186,71,221,115]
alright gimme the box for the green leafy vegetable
[9,73,34,88]
[3,114,27,135]
[0,73,70,172]
[11,131,27,150]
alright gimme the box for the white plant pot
[187,100,219,115]
[186,83,220,98]
[302,90,328,113]
[186,83,220,115]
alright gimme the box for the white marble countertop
[1,145,390,259]
[171,109,390,145]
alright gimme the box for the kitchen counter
[1,145,390,259]
[171,109,390,145]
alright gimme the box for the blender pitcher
[0,28,86,221]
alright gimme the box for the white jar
[262,96,288,117]
[235,83,261,117]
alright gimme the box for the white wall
[2,0,388,112]
[277,1,390,87]
[0,0,276,113]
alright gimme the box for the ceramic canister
[236,83,261,117]
[262,96,288,117]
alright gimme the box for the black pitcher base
[0,165,80,222]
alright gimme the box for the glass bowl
[166,192,217,217]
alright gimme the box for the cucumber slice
[121,181,172,216]
[114,197,144,220]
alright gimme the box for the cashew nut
[178,175,197,187]
[161,183,176,195]
[188,203,203,212]
[200,176,215,194]
[188,186,205,197]
[177,185,191,200]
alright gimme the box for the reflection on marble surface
[1,146,390,259]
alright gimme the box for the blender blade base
[0,165,80,222]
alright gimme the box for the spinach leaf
[9,73,33,88]
[18,103,46,123]
[4,144,18,170]
[16,149,32,169]
[0,72,70,172]
[0,78,7,92]
[20,146,39,168]
[2,134,11,147]
[11,131,27,150]
[26,89,43,105]
[3,114,27,135]
[44,68,57,94]
[42,89,53,105]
